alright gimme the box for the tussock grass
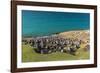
[22,44,89,62]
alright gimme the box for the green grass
[22,44,90,62]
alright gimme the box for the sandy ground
[58,30,89,43]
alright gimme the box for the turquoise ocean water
[22,10,90,37]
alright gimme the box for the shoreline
[22,29,89,43]
[22,29,89,38]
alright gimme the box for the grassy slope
[22,44,89,62]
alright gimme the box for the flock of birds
[23,36,83,55]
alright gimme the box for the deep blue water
[22,10,90,37]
